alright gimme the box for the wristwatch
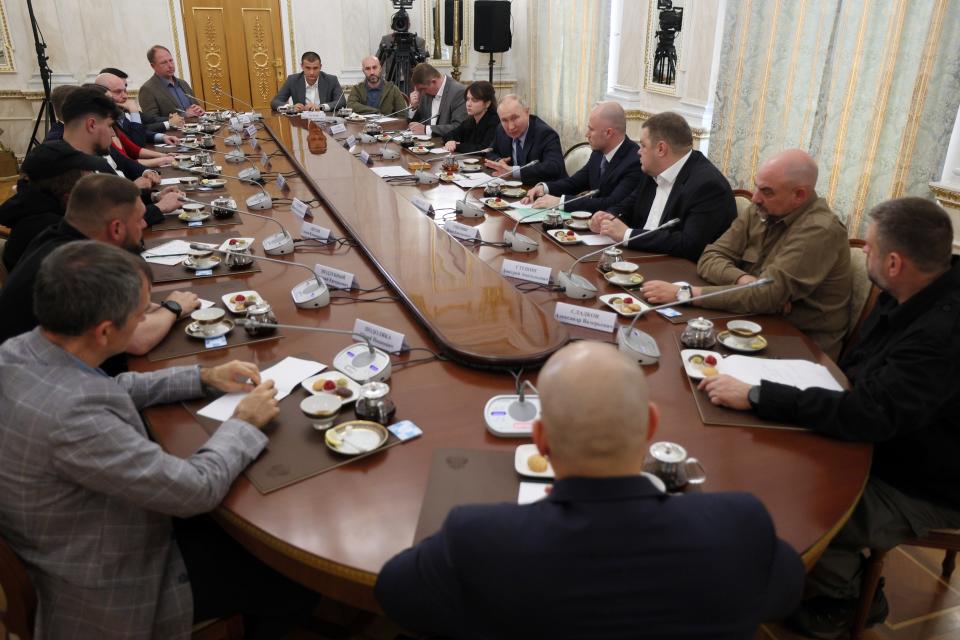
[747,385,761,410]
[676,283,692,302]
[159,299,182,319]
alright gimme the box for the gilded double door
[181,0,286,111]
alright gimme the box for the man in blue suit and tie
[376,341,804,639]
[522,102,643,213]
[485,95,568,184]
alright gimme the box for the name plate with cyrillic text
[314,263,355,290]
[501,259,552,285]
[276,173,288,191]
[553,302,617,333]
[291,198,310,219]
[359,150,371,164]
[239,114,252,125]
[249,137,259,150]
[444,220,480,241]
[330,123,347,135]
[301,222,331,241]
[353,319,406,353]
[411,197,434,216]
[260,151,270,167]
[345,135,357,148]
[245,125,258,138]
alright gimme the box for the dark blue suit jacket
[610,150,736,262]
[376,476,804,639]
[544,137,643,213]
[490,115,567,184]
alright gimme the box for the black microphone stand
[26,0,54,154]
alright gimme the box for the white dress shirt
[624,149,693,241]
[305,78,319,107]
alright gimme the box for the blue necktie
[514,139,525,166]
[600,156,609,176]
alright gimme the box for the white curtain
[709,0,960,236]
[525,0,611,151]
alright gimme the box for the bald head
[587,101,627,153]
[592,101,626,134]
[752,149,819,217]
[94,73,127,107]
[536,342,654,477]
[361,56,382,86]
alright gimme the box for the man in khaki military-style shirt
[642,149,851,359]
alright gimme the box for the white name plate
[249,137,259,150]
[329,123,347,135]
[410,197,434,216]
[276,173,288,191]
[345,135,357,148]
[353,319,406,353]
[444,220,480,241]
[230,116,240,127]
[359,150,371,164]
[301,111,325,120]
[260,151,270,167]
[291,198,310,219]
[314,263,355,290]
[554,302,618,333]
[239,114,252,124]
[301,221,331,241]
[501,259,552,285]
[245,124,258,138]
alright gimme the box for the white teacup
[191,307,225,334]
[182,203,205,219]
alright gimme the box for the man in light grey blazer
[138,44,204,120]
[271,51,343,112]
[0,242,308,638]
[407,62,467,137]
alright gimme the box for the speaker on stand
[473,0,512,83]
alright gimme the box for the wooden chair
[732,188,753,217]
[840,239,880,361]
[562,142,592,176]
[0,534,243,640]
[852,531,960,639]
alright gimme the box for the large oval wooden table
[135,113,871,612]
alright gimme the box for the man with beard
[698,198,960,638]
[641,149,851,359]
[346,55,408,116]
[0,174,198,374]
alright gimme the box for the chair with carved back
[562,142,592,177]
[841,238,881,362]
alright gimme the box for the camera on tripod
[390,0,414,32]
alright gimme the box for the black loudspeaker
[444,0,464,46]
[474,0,512,53]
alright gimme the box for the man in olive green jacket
[640,149,851,360]
[347,56,408,116]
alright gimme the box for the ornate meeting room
[0,0,959,639]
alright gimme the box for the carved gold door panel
[181,0,285,111]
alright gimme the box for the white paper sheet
[718,356,843,391]
[141,240,193,265]
[580,234,615,246]
[197,357,326,422]
[453,175,495,189]
[518,482,550,504]
[371,166,412,178]
[160,177,183,186]
[429,148,449,155]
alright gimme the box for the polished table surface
[134,114,871,611]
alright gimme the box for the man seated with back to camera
[642,149,851,360]
[485,94,568,184]
[699,198,960,639]
[0,241,317,639]
[0,174,199,375]
[521,101,643,214]
[271,51,343,112]
[376,341,804,639]
[346,55,408,116]
[588,111,736,260]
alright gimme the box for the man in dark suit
[271,51,343,112]
[375,341,804,640]
[522,101,642,213]
[95,72,179,148]
[138,45,204,119]
[591,111,736,261]
[485,94,568,184]
[407,63,467,137]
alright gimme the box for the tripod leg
[27,97,49,155]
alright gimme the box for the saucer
[325,421,388,455]
[500,187,527,198]
[183,255,220,270]
[603,271,645,287]
[409,146,430,154]
[717,330,767,352]
[200,179,226,188]
[185,319,235,339]
[179,212,210,223]
[565,219,590,231]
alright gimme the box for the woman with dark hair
[442,81,498,154]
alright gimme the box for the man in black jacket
[522,102,643,213]
[485,95,567,184]
[699,197,960,638]
[591,111,736,261]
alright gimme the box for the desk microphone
[189,242,330,309]
[177,142,264,181]
[327,91,347,114]
[231,320,392,383]
[557,218,681,299]
[616,277,774,365]
[180,195,292,254]
[176,145,269,200]
[182,92,227,113]
[378,105,414,120]
[213,88,263,121]
[456,160,539,218]
[483,379,541,437]
[503,189,599,253]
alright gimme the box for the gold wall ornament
[250,15,271,102]
[203,15,225,96]
[451,0,462,81]
[433,0,442,59]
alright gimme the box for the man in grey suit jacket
[407,63,467,137]
[138,44,204,119]
[0,241,306,638]
[271,51,343,112]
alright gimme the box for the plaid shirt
[0,329,267,638]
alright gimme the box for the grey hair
[498,94,529,109]
[33,241,150,336]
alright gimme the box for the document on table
[518,482,550,504]
[580,234,615,246]
[141,240,193,265]
[453,175,496,189]
[160,177,183,186]
[718,356,843,391]
[197,357,326,422]
[501,207,573,224]
[371,166,411,178]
